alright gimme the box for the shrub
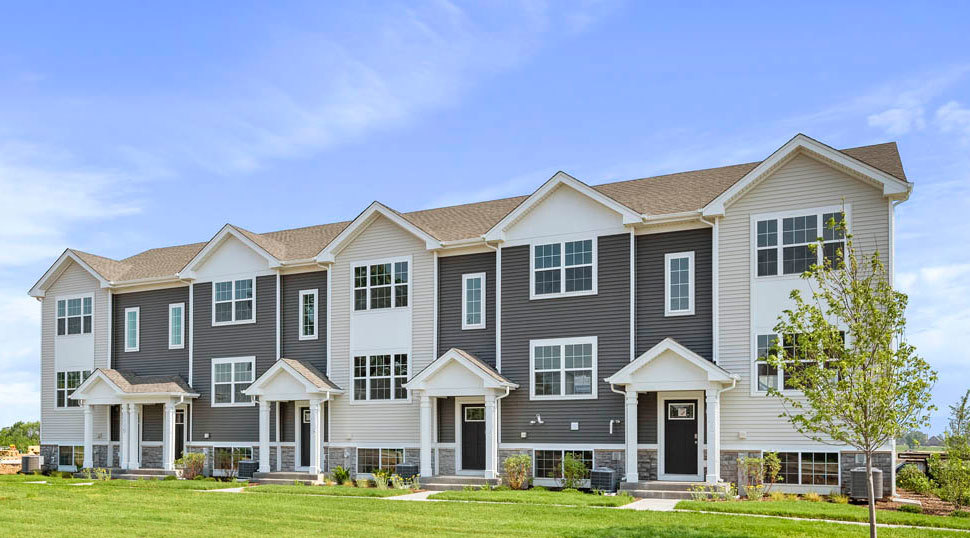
[930,453,970,506]
[193,475,206,481]
[803,492,823,502]
[391,474,409,490]
[331,466,350,485]
[743,485,765,500]
[409,475,420,490]
[355,478,371,488]
[93,468,111,481]
[560,453,588,489]
[341,479,354,487]
[373,468,392,482]
[952,509,970,518]
[829,493,850,504]
[769,491,787,502]
[163,474,178,481]
[689,484,713,502]
[175,453,206,480]
[58,471,74,479]
[898,504,922,514]
[503,454,532,490]
[897,464,934,495]
[373,473,389,489]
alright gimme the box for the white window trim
[56,444,84,472]
[124,306,140,352]
[351,255,412,313]
[664,251,695,317]
[350,352,411,404]
[529,336,598,401]
[750,331,846,396]
[210,356,256,408]
[211,445,253,476]
[529,236,598,300]
[56,293,94,338]
[298,289,319,341]
[168,303,185,350]
[765,450,842,487]
[211,277,257,327]
[751,205,851,280]
[55,370,91,408]
[355,446,406,476]
[461,272,486,330]
[531,448,594,488]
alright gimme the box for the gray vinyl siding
[280,271,328,374]
[112,286,190,378]
[191,275,277,442]
[499,234,630,444]
[636,392,658,444]
[142,404,162,442]
[437,252,496,365]
[437,397,455,443]
[635,228,713,360]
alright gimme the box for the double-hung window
[212,357,255,406]
[532,238,595,298]
[664,251,695,316]
[755,209,847,277]
[299,289,318,340]
[352,353,408,401]
[124,307,140,352]
[169,303,184,349]
[213,278,255,325]
[530,337,597,400]
[353,259,409,311]
[462,273,485,330]
[357,447,404,474]
[56,296,92,336]
[56,370,91,408]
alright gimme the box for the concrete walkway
[385,490,436,501]
[618,498,678,511]
[199,486,247,493]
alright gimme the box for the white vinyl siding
[718,154,892,447]
[169,303,184,349]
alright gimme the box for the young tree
[766,217,937,538]
[948,390,970,446]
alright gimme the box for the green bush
[897,464,934,495]
[829,493,849,504]
[560,453,588,489]
[898,504,922,514]
[952,509,970,518]
[929,453,970,506]
[162,475,177,481]
[193,474,206,480]
[743,484,765,500]
[502,454,531,490]
[175,453,206,480]
[330,466,350,485]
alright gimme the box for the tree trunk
[866,451,877,538]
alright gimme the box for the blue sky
[1,1,968,432]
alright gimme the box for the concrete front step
[252,477,322,486]
[78,468,178,480]
[251,471,324,486]
[619,481,728,500]
[423,475,499,491]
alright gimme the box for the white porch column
[308,398,322,474]
[162,401,176,471]
[128,403,141,470]
[119,403,129,469]
[484,391,498,479]
[82,404,94,469]
[705,390,721,484]
[105,406,114,467]
[624,390,638,483]
[258,398,271,473]
[419,394,433,477]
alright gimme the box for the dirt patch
[0,464,21,475]
[877,489,960,516]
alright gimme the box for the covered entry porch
[405,348,518,479]
[605,338,737,484]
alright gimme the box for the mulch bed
[876,489,959,516]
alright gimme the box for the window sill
[754,273,804,282]
[351,306,412,316]
[664,309,695,317]
[124,347,139,353]
[210,402,256,408]
[298,335,319,341]
[348,398,412,406]
[168,344,185,350]
[529,290,597,301]
[211,319,257,327]
[529,394,597,401]
[56,333,93,339]
[461,324,486,331]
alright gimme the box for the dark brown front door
[300,407,311,467]
[461,405,485,470]
[664,400,698,475]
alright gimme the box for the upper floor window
[531,238,596,299]
[462,273,485,330]
[169,303,184,350]
[753,332,844,392]
[124,307,140,352]
[211,356,254,407]
[755,210,846,277]
[299,289,318,340]
[664,251,694,316]
[530,336,597,400]
[213,278,255,325]
[354,259,408,311]
[56,370,91,407]
[353,353,408,401]
[57,296,92,336]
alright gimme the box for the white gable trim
[70,370,200,405]
[244,360,342,398]
[29,250,111,297]
[179,224,281,279]
[703,134,911,217]
[315,202,440,263]
[483,171,642,242]
[605,337,735,386]
[405,349,517,394]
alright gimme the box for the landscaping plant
[560,452,588,489]
[896,464,933,495]
[766,216,937,538]
[929,390,970,507]
[175,453,205,480]
[330,466,350,485]
[502,454,531,490]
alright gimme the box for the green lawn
[429,488,636,507]
[248,484,413,497]
[677,499,970,531]
[0,476,960,537]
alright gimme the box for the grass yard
[676,499,970,531]
[248,484,413,497]
[428,488,637,507]
[0,476,962,537]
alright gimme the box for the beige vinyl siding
[40,260,111,443]
[718,154,892,447]
[329,215,434,443]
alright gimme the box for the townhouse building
[28,134,911,494]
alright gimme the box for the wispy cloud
[935,101,970,143]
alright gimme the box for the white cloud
[426,168,559,209]
[867,106,926,135]
[935,101,970,143]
